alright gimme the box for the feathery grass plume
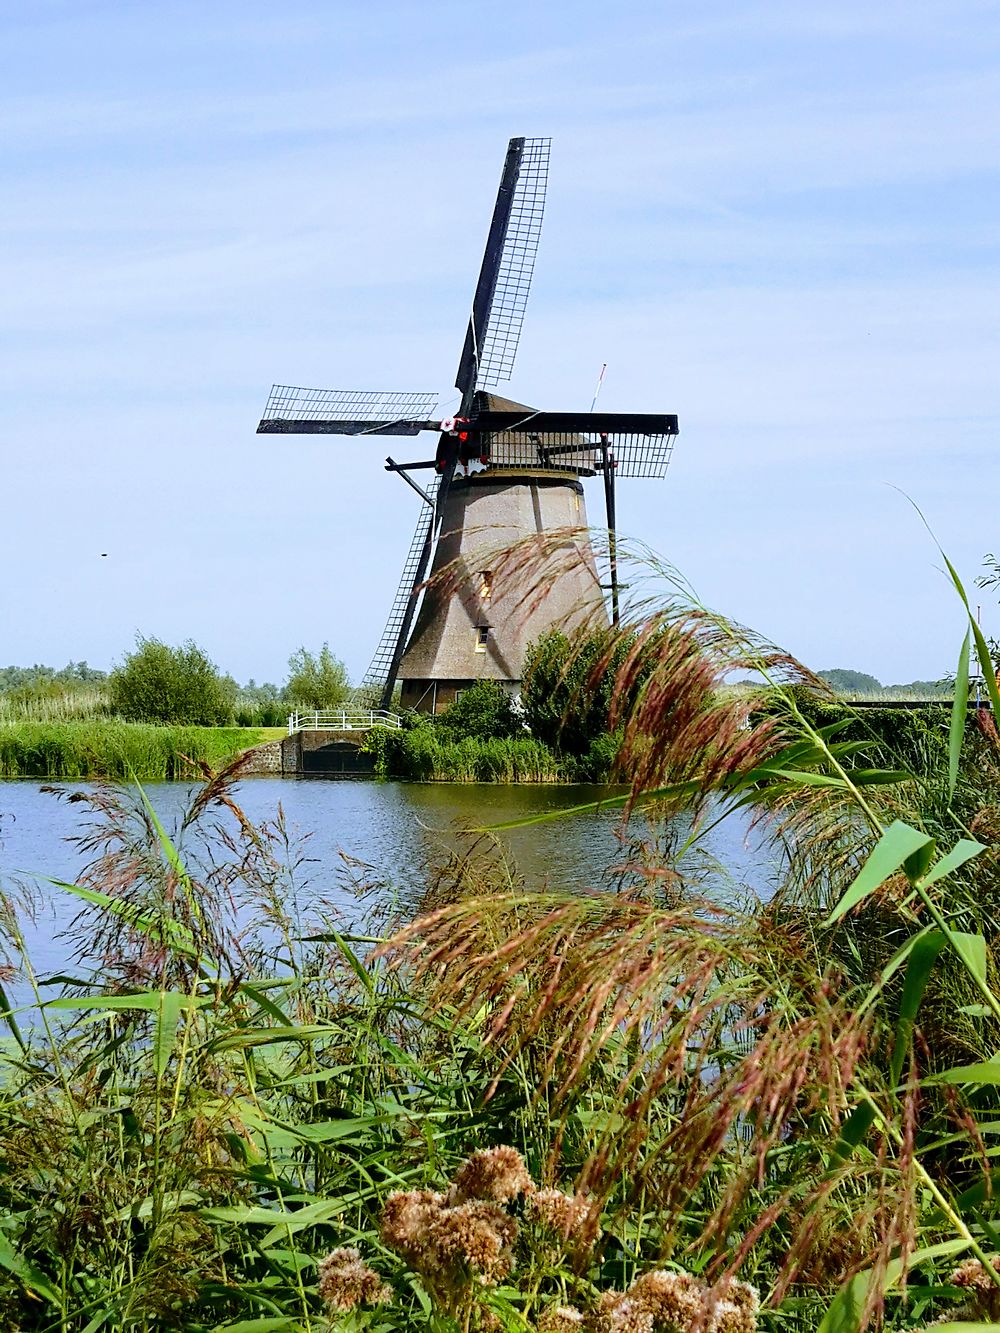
[42,777,238,988]
[317,1247,392,1311]
[383,882,874,1294]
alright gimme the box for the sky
[3,0,1000,687]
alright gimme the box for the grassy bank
[365,727,566,782]
[0,722,282,779]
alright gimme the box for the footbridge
[286,709,402,735]
[244,708,404,776]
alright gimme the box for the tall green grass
[0,684,113,724]
[366,726,564,782]
[0,722,272,779]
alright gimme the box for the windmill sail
[359,472,442,698]
[455,137,550,401]
[258,386,438,435]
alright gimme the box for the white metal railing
[287,708,403,735]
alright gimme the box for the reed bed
[0,685,113,725]
[390,730,564,782]
[0,721,270,779]
[3,539,1000,1330]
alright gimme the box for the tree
[438,680,521,741]
[109,637,236,725]
[283,645,351,711]
[521,628,634,756]
[818,668,884,695]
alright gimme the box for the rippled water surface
[0,778,781,981]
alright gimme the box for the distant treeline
[818,667,951,697]
[0,639,355,729]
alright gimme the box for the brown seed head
[449,1145,535,1205]
[537,1304,586,1331]
[380,1189,446,1264]
[949,1256,1000,1296]
[525,1187,601,1252]
[317,1247,392,1312]
[426,1199,517,1282]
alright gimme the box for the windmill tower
[258,137,678,713]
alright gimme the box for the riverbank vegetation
[0,722,281,780]
[3,552,1000,1329]
[0,640,351,731]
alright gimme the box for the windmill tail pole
[600,435,620,628]
[589,361,608,413]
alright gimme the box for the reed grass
[0,684,113,724]
[2,536,1000,1330]
[0,721,272,779]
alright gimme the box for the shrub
[438,680,521,741]
[108,637,236,725]
[521,628,636,756]
[284,644,351,710]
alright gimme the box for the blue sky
[3,0,999,686]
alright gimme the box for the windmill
[258,137,678,713]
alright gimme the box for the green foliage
[109,636,236,725]
[818,667,951,698]
[0,660,106,691]
[819,667,884,694]
[0,721,270,779]
[437,680,521,741]
[283,644,351,710]
[7,551,1000,1330]
[364,718,561,782]
[521,628,634,757]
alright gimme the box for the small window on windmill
[478,570,493,602]
[475,626,490,653]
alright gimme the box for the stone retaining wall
[238,739,285,775]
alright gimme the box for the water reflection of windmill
[258,137,679,713]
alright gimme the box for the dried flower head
[950,1256,1000,1296]
[426,1199,517,1283]
[381,1190,517,1292]
[449,1145,535,1205]
[624,1269,702,1329]
[317,1247,392,1312]
[380,1189,447,1265]
[710,1278,760,1333]
[525,1187,601,1252]
[606,1299,655,1333]
[945,1256,1000,1320]
[592,1269,759,1333]
[538,1304,586,1331]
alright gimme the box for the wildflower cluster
[316,1248,392,1314]
[526,1187,602,1258]
[923,1255,1000,1326]
[541,1270,759,1333]
[318,1146,760,1332]
[379,1147,534,1312]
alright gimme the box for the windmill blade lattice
[476,137,550,389]
[258,386,438,435]
[359,472,442,695]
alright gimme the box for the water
[0,778,780,983]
